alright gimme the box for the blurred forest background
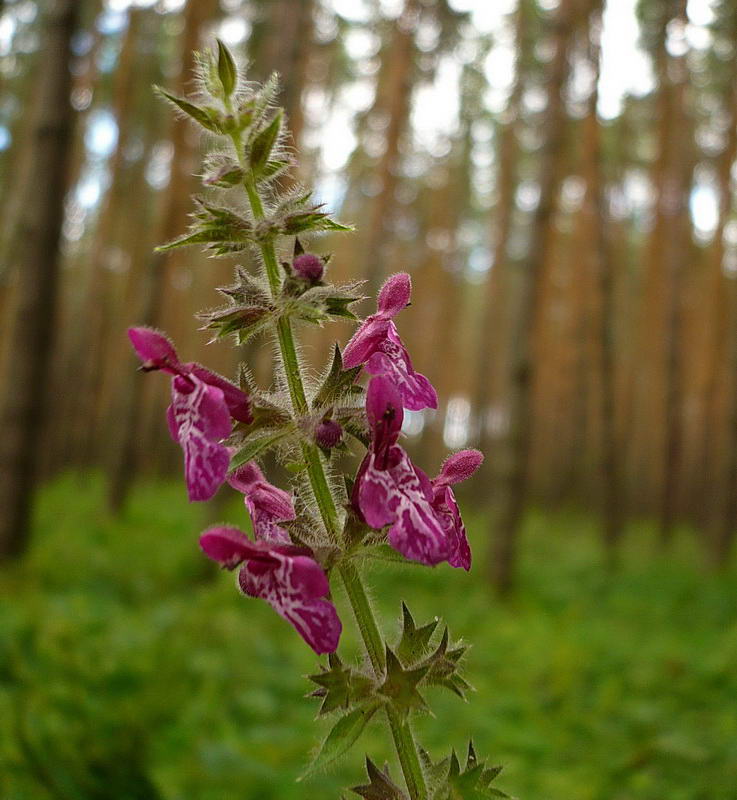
[1,0,737,798]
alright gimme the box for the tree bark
[472,2,527,470]
[489,0,575,595]
[0,0,80,559]
[582,0,626,558]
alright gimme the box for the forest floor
[1,473,736,799]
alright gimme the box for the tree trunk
[489,0,575,595]
[658,0,692,545]
[0,0,80,559]
[582,0,626,558]
[360,0,418,295]
[473,2,527,471]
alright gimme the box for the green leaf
[155,230,214,252]
[260,159,291,180]
[229,428,294,472]
[313,344,363,409]
[379,647,429,720]
[397,603,439,666]
[155,87,222,133]
[200,304,274,341]
[307,653,375,716]
[250,110,283,175]
[216,39,237,98]
[351,758,409,799]
[203,160,244,188]
[300,703,379,780]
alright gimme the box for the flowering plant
[129,41,506,798]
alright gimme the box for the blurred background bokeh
[1,0,736,797]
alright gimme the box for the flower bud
[293,252,324,283]
[315,419,342,449]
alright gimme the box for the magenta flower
[128,327,251,501]
[228,461,296,544]
[429,449,483,571]
[353,377,449,566]
[342,273,437,411]
[199,526,342,654]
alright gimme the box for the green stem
[237,139,427,800]
[386,706,428,800]
[339,562,429,800]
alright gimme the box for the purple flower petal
[238,552,341,654]
[365,375,403,452]
[128,327,180,373]
[189,364,252,423]
[342,317,391,368]
[228,462,296,543]
[432,486,471,571]
[358,446,449,566]
[199,525,271,569]
[377,273,411,317]
[169,374,232,501]
[434,449,484,488]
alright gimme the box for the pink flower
[342,274,437,411]
[128,327,251,501]
[354,378,482,569]
[429,449,484,571]
[353,377,448,566]
[227,461,296,544]
[199,526,342,654]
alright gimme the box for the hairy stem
[238,144,427,800]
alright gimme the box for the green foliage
[2,479,737,798]
[215,39,237,101]
[301,703,381,780]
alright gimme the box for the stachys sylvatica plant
[128,40,509,799]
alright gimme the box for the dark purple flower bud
[315,418,343,449]
[292,252,324,283]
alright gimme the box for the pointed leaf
[300,703,380,779]
[229,428,294,471]
[156,87,222,132]
[250,110,283,174]
[216,39,237,98]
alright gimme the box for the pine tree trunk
[583,0,626,558]
[0,0,80,559]
[658,0,692,545]
[361,0,418,295]
[489,0,575,595]
[473,3,526,469]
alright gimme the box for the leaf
[250,110,283,174]
[308,653,376,716]
[299,703,379,779]
[351,758,409,799]
[397,603,439,666]
[260,159,291,181]
[216,39,237,98]
[200,304,274,341]
[313,344,363,408]
[203,160,244,188]
[155,87,222,133]
[379,647,429,720]
[229,428,293,472]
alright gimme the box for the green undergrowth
[1,473,735,799]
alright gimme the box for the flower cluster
[129,274,480,653]
[128,41,506,799]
